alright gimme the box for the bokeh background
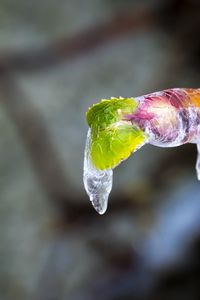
[1,0,200,299]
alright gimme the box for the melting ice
[83,129,113,214]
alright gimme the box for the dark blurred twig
[0,8,153,73]
[0,72,71,207]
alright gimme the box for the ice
[83,129,113,214]
[196,143,200,180]
[83,90,200,214]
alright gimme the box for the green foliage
[86,97,146,170]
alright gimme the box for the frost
[83,129,113,214]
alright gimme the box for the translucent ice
[83,129,113,214]
[196,143,200,180]
[84,89,200,214]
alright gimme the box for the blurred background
[1,0,200,299]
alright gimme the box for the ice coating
[133,89,200,148]
[84,88,200,214]
[83,129,113,214]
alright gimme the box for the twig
[0,9,154,73]
[0,72,71,207]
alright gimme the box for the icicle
[83,129,113,214]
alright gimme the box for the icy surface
[196,142,200,180]
[84,90,200,214]
[83,129,113,214]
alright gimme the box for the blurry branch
[0,72,71,207]
[0,8,154,73]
